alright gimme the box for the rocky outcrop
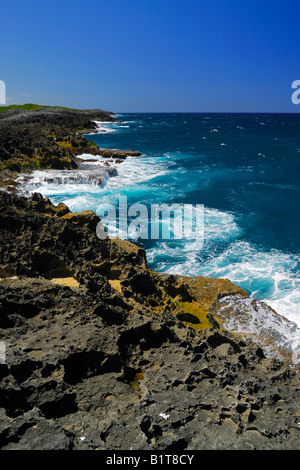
[94,148,141,159]
[0,107,115,178]
[0,107,142,194]
[0,192,299,450]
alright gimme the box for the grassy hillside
[0,103,72,113]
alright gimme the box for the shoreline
[1,106,300,450]
[2,107,300,360]
[0,107,138,190]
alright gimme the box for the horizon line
[114,110,300,114]
[2,103,300,115]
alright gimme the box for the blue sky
[1,0,300,112]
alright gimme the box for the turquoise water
[21,113,300,325]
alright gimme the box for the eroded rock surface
[0,107,115,180]
[0,192,299,450]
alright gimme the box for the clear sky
[1,0,300,112]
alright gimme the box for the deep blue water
[22,113,300,324]
[91,113,300,251]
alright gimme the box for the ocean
[19,112,300,328]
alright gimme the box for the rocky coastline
[0,106,140,192]
[0,107,299,450]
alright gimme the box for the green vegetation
[0,103,73,113]
[176,301,213,330]
[56,140,73,149]
[5,159,43,172]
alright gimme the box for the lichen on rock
[0,191,299,450]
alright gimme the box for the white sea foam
[146,208,243,280]
[17,155,118,197]
[91,119,137,134]
[204,243,300,327]
[148,236,300,327]
[15,135,300,335]
[92,120,118,134]
[76,153,105,161]
[99,154,170,191]
[218,295,300,358]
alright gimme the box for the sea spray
[17,113,300,330]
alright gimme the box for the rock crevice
[0,192,299,450]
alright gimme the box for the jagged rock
[0,107,115,182]
[96,148,141,158]
[0,192,299,450]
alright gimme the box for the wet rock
[96,148,141,158]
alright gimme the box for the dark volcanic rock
[0,192,299,450]
[96,148,141,159]
[0,107,115,175]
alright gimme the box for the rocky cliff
[0,106,299,450]
[0,191,299,450]
[0,106,115,177]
